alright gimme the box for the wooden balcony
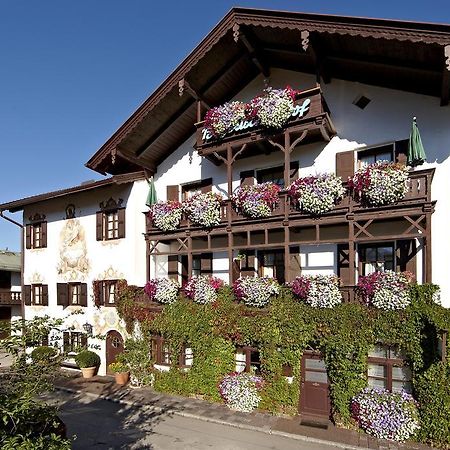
[0,291,21,306]
[146,168,434,238]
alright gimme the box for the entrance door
[0,307,11,339]
[106,330,124,375]
[299,352,331,418]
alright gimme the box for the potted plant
[232,182,281,218]
[184,275,224,304]
[74,350,100,378]
[149,200,183,232]
[291,274,343,308]
[183,191,223,228]
[108,360,130,385]
[233,276,280,308]
[144,278,179,304]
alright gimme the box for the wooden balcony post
[284,227,290,282]
[348,215,356,302]
[424,212,432,283]
[226,144,233,197]
[284,131,290,188]
[228,232,234,283]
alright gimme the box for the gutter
[0,211,25,320]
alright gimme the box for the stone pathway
[55,371,430,450]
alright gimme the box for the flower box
[232,182,280,219]
[149,201,183,232]
[291,274,343,308]
[144,278,179,305]
[183,192,222,228]
[184,275,224,304]
[233,276,280,308]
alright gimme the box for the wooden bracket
[301,30,309,51]
[178,79,210,109]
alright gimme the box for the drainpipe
[0,211,25,320]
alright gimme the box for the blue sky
[0,0,449,251]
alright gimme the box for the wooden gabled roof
[86,7,450,176]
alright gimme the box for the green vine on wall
[116,283,450,447]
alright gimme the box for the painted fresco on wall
[96,266,125,281]
[57,218,90,281]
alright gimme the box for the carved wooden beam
[233,23,270,78]
[441,44,450,106]
[178,79,210,109]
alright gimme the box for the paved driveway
[50,390,357,450]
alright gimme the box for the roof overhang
[86,7,450,176]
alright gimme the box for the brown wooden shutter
[396,239,417,278]
[168,255,179,281]
[240,170,255,186]
[81,334,88,348]
[57,283,68,307]
[241,250,256,277]
[42,285,49,306]
[80,283,88,307]
[201,253,213,275]
[24,285,31,306]
[41,222,47,248]
[289,246,301,282]
[63,332,69,353]
[337,244,352,285]
[167,185,180,201]
[289,161,299,184]
[200,178,213,193]
[98,281,105,306]
[25,225,32,249]
[96,212,103,241]
[336,151,355,181]
[395,139,408,165]
[232,259,240,283]
[118,208,126,238]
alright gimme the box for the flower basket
[183,192,222,228]
[184,275,224,304]
[232,183,280,218]
[149,201,183,232]
[144,278,179,305]
[349,162,409,207]
[351,387,420,442]
[204,101,247,139]
[233,276,280,308]
[287,173,345,215]
[291,275,342,308]
[219,372,265,412]
[356,271,413,310]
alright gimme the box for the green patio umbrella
[407,117,427,167]
[146,177,157,207]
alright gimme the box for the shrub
[288,173,345,215]
[233,276,279,308]
[183,192,222,228]
[219,372,265,412]
[351,387,420,442]
[31,346,58,363]
[232,182,280,218]
[291,275,342,308]
[74,350,100,368]
[121,338,154,387]
[184,275,224,304]
[144,278,179,304]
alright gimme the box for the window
[0,271,11,289]
[256,165,285,188]
[25,214,47,249]
[100,280,118,306]
[150,335,192,367]
[32,284,43,305]
[258,250,285,283]
[69,283,82,305]
[236,346,261,375]
[359,243,395,275]
[368,344,412,393]
[181,178,212,200]
[96,198,125,241]
[357,143,394,167]
[181,253,212,283]
[57,283,87,307]
[24,284,48,306]
[63,331,87,354]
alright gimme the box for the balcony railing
[0,291,21,306]
[146,168,434,235]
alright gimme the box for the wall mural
[96,266,125,281]
[57,218,90,281]
[29,272,44,284]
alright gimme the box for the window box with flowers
[291,274,343,308]
[287,173,345,215]
[144,278,179,305]
[219,372,265,412]
[349,162,409,207]
[149,201,183,232]
[183,192,222,228]
[233,276,280,308]
[232,182,280,219]
[356,271,413,310]
[184,275,224,304]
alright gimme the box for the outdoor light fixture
[82,322,93,335]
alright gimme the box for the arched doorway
[105,330,124,375]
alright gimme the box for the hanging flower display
[219,372,265,412]
[287,173,345,215]
[349,162,409,207]
[149,201,183,232]
[291,275,342,308]
[247,86,297,128]
[183,192,223,228]
[204,101,247,139]
[232,182,280,218]
[184,275,224,304]
[351,388,420,442]
[356,271,413,310]
[144,278,179,304]
[233,276,280,308]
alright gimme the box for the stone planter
[115,371,130,385]
[80,366,97,379]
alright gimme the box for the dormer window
[96,198,125,241]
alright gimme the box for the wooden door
[299,352,331,418]
[0,307,11,339]
[106,330,124,375]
